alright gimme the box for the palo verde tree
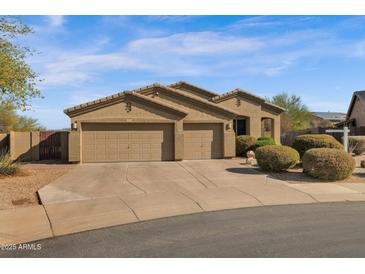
[0,16,41,110]
[268,93,313,135]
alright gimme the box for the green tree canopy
[0,16,41,110]
[0,103,45,132]
[268,93,313,134]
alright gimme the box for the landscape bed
[0,163,73,210]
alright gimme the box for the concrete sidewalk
[1,159,365,244]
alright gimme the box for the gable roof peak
[168,81,218,97]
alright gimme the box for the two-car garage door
[82,122,223,162]
[82,123,174,163]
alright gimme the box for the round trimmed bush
[293,134,343,157]
[255,145,300,172]
[254,136,276,149]
[236,135,256,156]
[302,148,355,181]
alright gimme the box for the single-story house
[339,90,365,128]
[310,112,346,128]
[64,81,284,163]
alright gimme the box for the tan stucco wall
[350,98,365,127]
[223,121,236,158]
[68,131,81,162]
[216,97,281,144]
[261,106,281,144]
[145,92,231,122]
[70,100,177,123]
[174,120,184,160]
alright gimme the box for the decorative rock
[246,150,255,159]
[246,150,256,165]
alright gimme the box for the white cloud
[35,16,365,87]
[127,32,264,55]
[47,16,65,27]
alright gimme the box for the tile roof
[212,88,285,112]
[63,81,284,117]
[168,81,219,97]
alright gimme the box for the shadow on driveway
[225,167,261,175]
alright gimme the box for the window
[233,119,247,136]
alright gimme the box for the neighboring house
[310,112,346,128]
[340,91,365,128]
[64,81,284,163]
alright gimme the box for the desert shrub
[292,134,343,157]
[348,136,365,155]
[302,148,355,181]
[236,135,256,156]
[0,153,20,176]
[254,136,276,150]
[255,145,300,172]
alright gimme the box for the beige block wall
[350,98,365,127]
[9,131,41,161]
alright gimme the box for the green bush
[254,136,276,150]
[292,134,343,157]
[0,153,20,176]
[349,136,365,155]
[255,145,300,172]
[236,135,256,156]
[302,148,355,181]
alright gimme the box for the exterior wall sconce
[125,102,132,112]
[226,123,232,130]
[71,121,78,131]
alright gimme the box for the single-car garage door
[183,123,223,160]
[82,123,174,163]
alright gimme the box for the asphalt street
[3,202,365,257]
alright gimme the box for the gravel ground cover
[0,162,74,210]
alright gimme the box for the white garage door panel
[82,123,174,163]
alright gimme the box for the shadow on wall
[9,131,69,162]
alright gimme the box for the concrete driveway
[3,158,363,243]
[34,159,317,237]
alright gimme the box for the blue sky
[18,16,365,129]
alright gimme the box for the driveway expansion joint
[232,187,265,206]
[178,191,205,212]
[118,197,141,221]
[42,204,55,237]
